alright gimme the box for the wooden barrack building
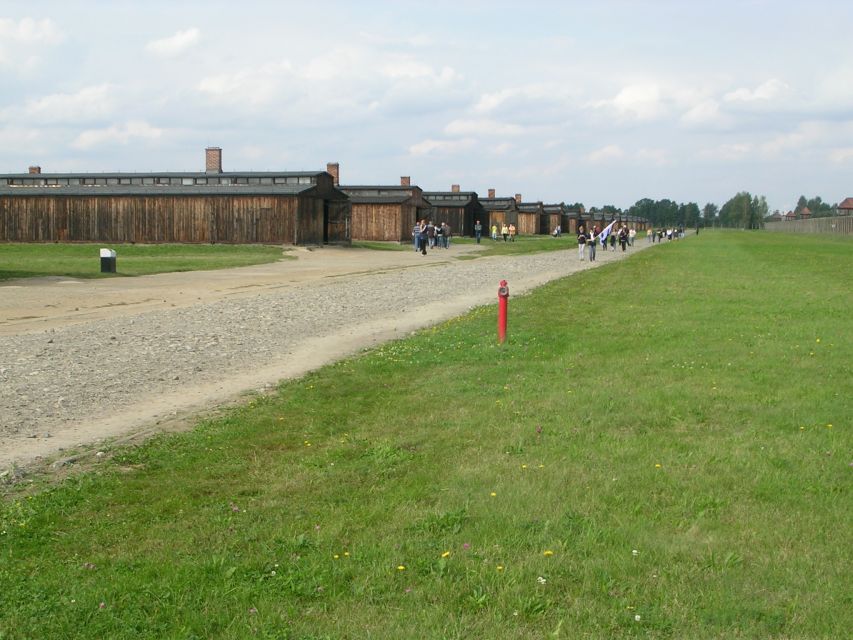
[341,176,429,243]
[0,148,351,245]
[422,186,485,237]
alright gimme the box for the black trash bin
[99,248,116,273]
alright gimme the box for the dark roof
[341,185,419,205]
[423,191,478,207]
[543,203,565,214]
[0,170,341,198]
[517,202,543,213]
[347,194,412,204]
[479,197,517,211]
[0,184,317,197]
[1,171,325,179]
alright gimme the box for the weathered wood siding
[546,214,561,234]
[430,206,466,237]
[351,203,416,242]
[0,194,309,244]
[764,216,853,235]
[488,211,506,228]
[517,212,538,235]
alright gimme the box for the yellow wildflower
[441,551,451,558]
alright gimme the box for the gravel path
[1,243,649,468]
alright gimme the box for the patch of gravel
[0,245,644,458]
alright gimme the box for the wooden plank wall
[517,213,538,235]
[0,195,304,244]
[547,214,561,234]
[430,206,465,237]
[764,216,853,235]
[487,212,506,230]
[351,203,406,241]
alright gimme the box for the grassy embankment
[2,231,851,638]
[355,234,577,258]
[0,243,287,281]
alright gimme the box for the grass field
[0,243,287,281]
[354,234,578,258]
[2,231,851,639]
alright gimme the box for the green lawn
[0,243,287,281]
[2,231,851,639]
[454,234,575,258]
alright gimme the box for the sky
[1,0,852,212]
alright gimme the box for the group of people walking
[488,222,517,242]
[647,227,685,243]
[412,220,453,254]
[576,224,635,261]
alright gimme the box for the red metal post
[497,279,509,343]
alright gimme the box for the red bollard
[497,279,509,343]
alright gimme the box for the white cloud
[474,88,521,113]
[0,17,63,67]
[724,78,789,103]
[71,121,164,150]
[491,142,514,156]
[828,147,853,164]
[636,148,669,166]
[0,17,62,44]
[592,84,665,121]
[408,138,477,156]
[444,118,524,137]
[680,100,732,129]
[145,28,200,57]
[700,143,754,161]
[586,144,625,164]
[0,126,43,150]
[357,31,432,48]
[12,85,117,123]
[197,61,294,105]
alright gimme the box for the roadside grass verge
[1,231,850,638]
[350,241,407,251]
[0,243,287,281]
[351,235,574,258]
[454,234,575,258]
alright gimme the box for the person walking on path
[442,223,451,248]
[491,224,498,241]
[474,220,483,244]
[619,225,628,251]
[508,223,516,242]
[501,223,509,242]
[412,221,421,251]
[588,227,598,261]
[577,226,588,261]
[418,220,428,255]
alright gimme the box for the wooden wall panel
[0,194,313,244]
[517,213,537,235]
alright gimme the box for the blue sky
[1,0,851,212]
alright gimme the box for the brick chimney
[451,184,460,193]
[515,193,522,204]
[488,188,495,198]
[205,147,222,173]
[28,166,41,174]
[326,162,340,186]
[400,176,411,187]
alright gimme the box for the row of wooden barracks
[0,147,648,245]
